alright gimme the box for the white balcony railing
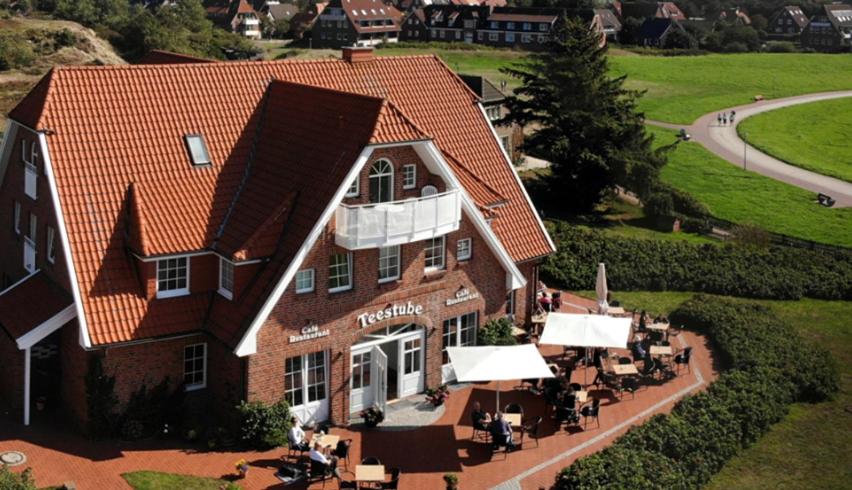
[335,190,462,250]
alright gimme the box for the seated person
[309,442,341,479]
[471,401,491,430]
[555,391,579,424]
[288,416,310,451]
[488,412,515,450]
[632,335,647,360]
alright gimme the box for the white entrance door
[349,349,373,413]
[398,333,424,397]
[373,345,388,414]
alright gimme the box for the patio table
[355,464,386,482]
[310,434,339,449]
[607,307,626,315]
[575,390,588,403]
[611,364,639,376]
[646,323,670,332]
[504,413,522,428]
[650,345,673,356]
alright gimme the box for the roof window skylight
[185,134,212,166]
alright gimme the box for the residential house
[621,1,686,22]
[638,17,685,46]
[718,7,751,25]
[595,7,623,41]
[459,74,523,162]
[407,5,489,43]
[313,0,402,48]
[264,2,299,24]
[291,2,327,40]
[768,5,809,39]
[0,46,554,428]
[400,8,429,41]
[206,0,263,39]
[802,3,852,51]
[476,7,561,50]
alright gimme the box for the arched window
[369,159,394,203]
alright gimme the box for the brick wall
[246,145,528,424]
[0,331,25,420]
[60,320,91,430]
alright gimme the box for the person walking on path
[722,113,728,125]
[730,110,736,124]
[717,113,722,126]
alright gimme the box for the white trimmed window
[506,32,515,43]
[13,201,20,234]
[346,176,359,197]
[156,257,189,298]
[218,257,234,299]
[457,238,472,261]
[24,142,37,200]
[378,245,400,283]
[489,32,498,41]
[46,226,56,264]
[184,134,211,166]
[424,235,445,271]
[486,106,500,121]
[183,343,207,390]
[402,164,417,189]
[295,268,315,293]
[328,252,352,292]
[28,213,36,243]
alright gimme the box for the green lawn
[574,290,852,489]
[610,53,852,124]
[121,471,241,490]
[649,126,852,247]
[583,200,716,245]
[737,97,852,183]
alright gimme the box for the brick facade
[0,330,25,419]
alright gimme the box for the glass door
[441,312,478,384]
[349,349,373,413]
[285,351,329,425]
[398,333,424,397]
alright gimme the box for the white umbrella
[540,312,632,384]
[595,262,609,315]
[446,344,554,412]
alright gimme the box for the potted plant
[360,406,384,428]
[235,459,249,479]
[443,473,459,490]
[425,385,450,407]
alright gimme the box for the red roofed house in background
[0,47,553,428]
[314,0,403,48]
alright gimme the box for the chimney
[342,46,374,64]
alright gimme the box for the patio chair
[339,479,358,490]
[620,377,640,400]
[580,399,601,430]
[361,457,382,465]
[471,412,490,442]
[490,433,512,460]
[674,347,693,374]
[288,441,310,461]
[521,415,543,448]
[332,438,352,470]
[308,459,333,489]
[618,356,633,365]
[504,403,524,417]
[380,468,401,489]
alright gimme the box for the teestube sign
[357,302,424,328]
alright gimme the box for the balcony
[335,190,462,250]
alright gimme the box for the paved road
[649,90,852,208]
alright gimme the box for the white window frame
[295,268,315,293]
[442,311,478,364]
[156,256,190,299]
[369,159,394,203]
[328,252,353,293]
[183,343,207,391]
[501,135,511,151]
[489,32,499,41]
[402,164,417,189]
[184,134,212,166]
[378,245,400,283]
[424,235,446,272]
[28,213,36,243]
[522,34,532,43]
[218,257,234,299]
[456,238,472,261]
[523,22,531,31]
[46,226,56,264]
[285,350,329,408]
[13,201,20,235]
[506,31,515,43]
[346,175,360,197]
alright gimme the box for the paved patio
[0,295,718,490]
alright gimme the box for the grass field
[575,290,852,489]
[121,471,240,490]
[737,97,852,183]
[649,126,852,247]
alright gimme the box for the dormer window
[218,257,234,300]
[156,256,189,298]
[184,134,212,166]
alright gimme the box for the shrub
[119,377,180,440]
[541,222,852,300]
[236,399,291,449]
[0,466,37,490]
[0,31,36,71]
[653,183,709,218]
[643,192,674,218]
[85,356,118,437]
[555,296,838,489]
[478,317,518,346]
[764,41,797,53]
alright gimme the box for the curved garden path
[649,90,852,208]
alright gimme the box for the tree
[664,28,698,49]
[502,18,668,211]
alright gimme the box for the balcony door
[369,160,394,203]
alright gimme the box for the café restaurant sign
[289,324,330,344]
[358,302,424,328]
[446,287,480,306]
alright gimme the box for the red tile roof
[9,54,553,346]
[0,272,72,340]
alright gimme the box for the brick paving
[0,294,718,490]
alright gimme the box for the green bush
[555,296,838,489]
[85,356,118,437]
[764,41,797,53]
[653,182,710,218]
[644,192,674,218]
[478,317,518,346]
[236,399,291,449]
[542,222,852,300]
[0,466,37,490]
[119,377,181,440]
[0,31,36,71]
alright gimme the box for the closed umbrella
[595,262,609,315]
[540,312,632,384]
[446,344,554,412]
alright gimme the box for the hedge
[541,222,852,300]
[555,295,838,489]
